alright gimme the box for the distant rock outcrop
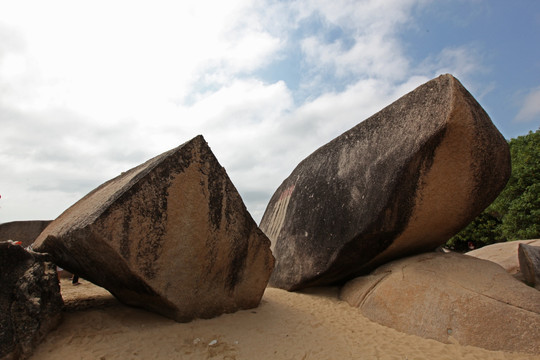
[519,243,540,290]
[340,252,540,354]
[260,74,510,291]
[0,220,52,247]
[466,239,540,285]
[0,241,63,360]
[33,135,274,322]
[466,239,540,274]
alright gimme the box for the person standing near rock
[72,274,80,286]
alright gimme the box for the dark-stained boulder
[0,221,52,248]
[0,241,63,360]
[260,74,510,291]
[340,252,540,354]
[33,135,274,322]
[519,243,540,290]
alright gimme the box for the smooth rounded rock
[340,252,540,354]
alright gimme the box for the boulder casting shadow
[33,135,274,323]
[260,74,510,291]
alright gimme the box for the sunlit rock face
[34,135,274,322]
[340,252,540,354]
[260,74,510,291]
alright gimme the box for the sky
[1,0,539,224]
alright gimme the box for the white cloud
[417,45,487,79]
[0,1,282,116]
[515,87,540,122]
[291,0,422,85]
[301,33,410,80]
[293,0,422,30]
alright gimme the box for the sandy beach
[29,278,539,360]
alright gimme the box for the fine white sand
[31,278,539,360]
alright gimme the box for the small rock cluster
[0,241,63,360]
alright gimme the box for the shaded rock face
[519,243,540,290]
[0,221,52,248]
[0,241,63,360]
[33,135,274,322]
[340,252,540,354]
[260,74,510,291]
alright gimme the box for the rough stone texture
[260,74,510,291]
[340,252,540,354]
[466,239,540,275]
[33,135,274,322]
[0,221,52,248]
[519,243,540,290]
[0,241,63,360]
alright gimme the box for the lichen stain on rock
[206,160,225,232]
[225,228,250,292]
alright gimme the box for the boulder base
[33,135,274,322]
[340,252,540,354]
[260,74,510,291]
[0,241,63,360]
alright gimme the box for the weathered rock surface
[0,241,63,360]
[0,220,52,247]
[519,243,540,290]
[260,74,510,291]
[466,239,540,281]
[33,135,274,322]
[340,252,540,354]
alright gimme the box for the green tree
[496,129,540,240]
[446,129,540,250]
[445,212,503,251]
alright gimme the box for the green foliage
[446,129,540,250]
[445,212,503,251]
[501,182,540,241]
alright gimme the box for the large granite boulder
[0,221,52,247]
[33,135,274,322]
[260,74,510,291]
[519,243,540,289]
[0,241,63,360]
[340,252,540,354]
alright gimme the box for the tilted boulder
[340,252,540,354]
[0,220,52,247]
[260,74,510,291]
[33,135,274,322]
[519,243,540,290]
[0,241,63,360]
